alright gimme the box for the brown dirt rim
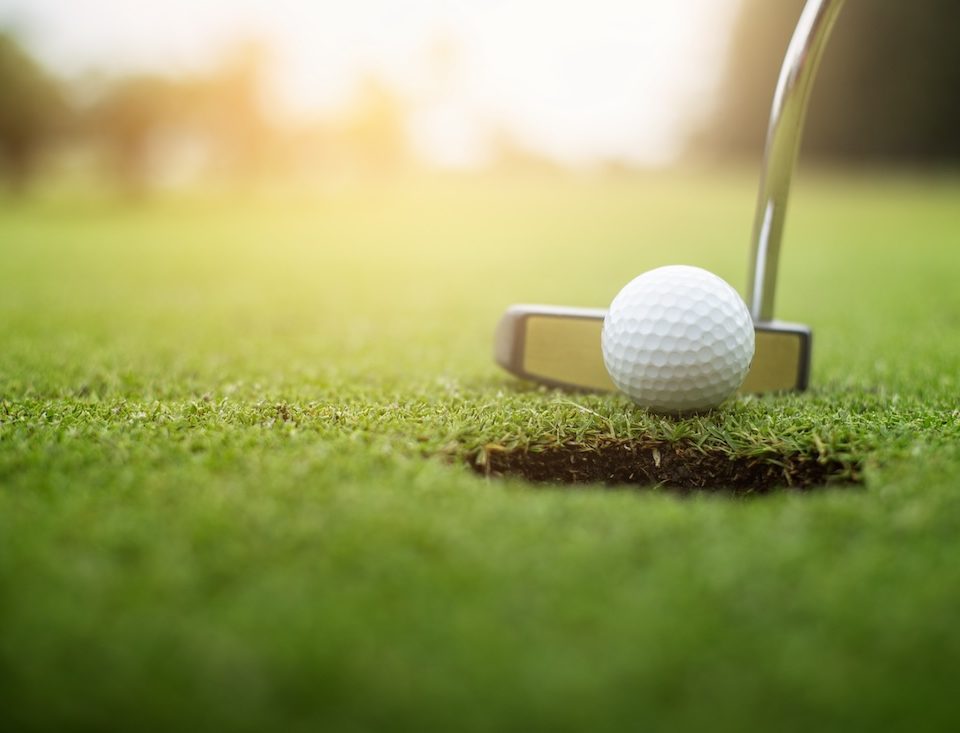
[470,439,861,494]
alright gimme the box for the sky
[0,0,741,167]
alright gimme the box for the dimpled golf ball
[601,265,755,413]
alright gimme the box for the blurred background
[1,0,958,196]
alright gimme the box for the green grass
[2,171,960,731]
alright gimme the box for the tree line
[701,0,960,165]
[3,2,959,194]
[0,33,411,194]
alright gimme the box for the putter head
[494,305,810,395]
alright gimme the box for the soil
[470,440,860,495]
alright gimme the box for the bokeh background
[1,0,958,195]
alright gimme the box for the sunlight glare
[4,0,740,167]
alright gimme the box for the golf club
[494,0,845,395]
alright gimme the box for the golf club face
[494,305,811,395]
[493,0,841,397]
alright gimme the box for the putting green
[2,171,960,731]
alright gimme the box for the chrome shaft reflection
[748,0,846,321]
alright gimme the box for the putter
[494,0,845,395]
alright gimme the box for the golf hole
[470,440,861,495]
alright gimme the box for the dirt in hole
[470,440,861,494]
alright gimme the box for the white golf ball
[601,265,755,413]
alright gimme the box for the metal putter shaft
[494,0,846,395]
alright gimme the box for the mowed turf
[2,171,960,731]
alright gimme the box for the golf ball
[601,265,755,413]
